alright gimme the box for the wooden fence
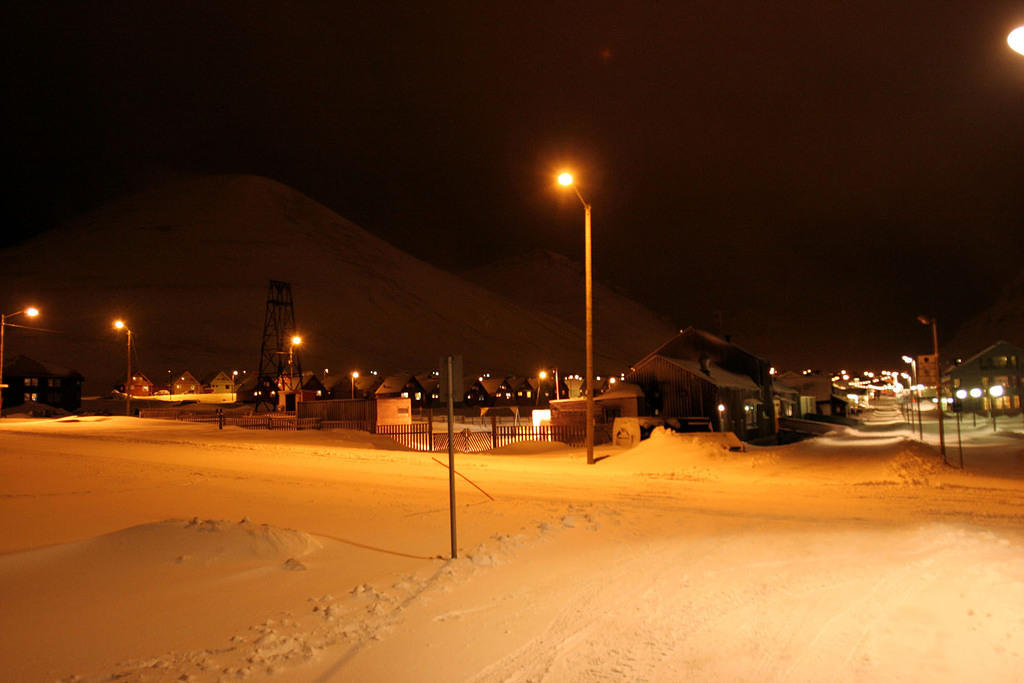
[374,422,608,452]
[138,403,610,450]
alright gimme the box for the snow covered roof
[659,356,760,390]
[953,340,1021,369]
[635,327,769,368]
[2,354,83,379]
[595,382,644,401]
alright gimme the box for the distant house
[126,372,155,398]
[626,328,775,441]
[776,370,842,417]
[301,371,328,399]
[234,373,258,403]
[415,373,441,409]
[328,372,383,400]
[375,373,429,408]
[172,371,202,395]
[1,354,84,413]
[508,376,538,407]
[945,340,1023,414]
[202,371,235,394]
[463,376,513,407]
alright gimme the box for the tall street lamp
[113,319,132,416]
[1,306,40,417]
[917,315,946,464]
[351,370,359,399]
[558,171,595,465]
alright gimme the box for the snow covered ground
[1,399,1023,682]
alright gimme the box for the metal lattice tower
[255,280,302,412]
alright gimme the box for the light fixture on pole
[113,319,132,416]
[288,335,302,391]
[1008,25,1024,55]
[989,384,1005,432]
[917,315,946,464]
[557,171,595,465]
[1,306,40,417]
[901,355,921,438]
[351,370,359,399]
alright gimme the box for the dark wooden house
[945,340,1023,415]
[301,371,329,399]
[1,354,84,413]
[626,328,776,441]
[375,373,429,409]
[463,377,514,407]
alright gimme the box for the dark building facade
[2,354,84,413]
[626,328,776,441]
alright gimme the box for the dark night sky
[5,1,1024,371]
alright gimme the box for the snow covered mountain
[1,175,671,393]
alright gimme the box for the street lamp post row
[0,306,41,417]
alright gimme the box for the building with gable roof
[625,327,775,440]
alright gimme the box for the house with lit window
[171,371,202,395]
[301,371,328,399]
[414,373,441,409]
[202,371,236,394]
[463,376,514,407]
[625,328,776,441]
[945,340,1023,414]
[508,376,538,407]
[375,373,428,408]
[126,373,155,397]
[328,372,383,400]
[1,354,84,413]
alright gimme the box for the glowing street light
[113,319,132,416]
[901,355,922,438]
[1,306,40,417]
[557,171,595,465]
[351,370,359,399]
[989,384,1005,432]
[287,335,302,392]
[1008,26,1024,56]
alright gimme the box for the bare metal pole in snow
[446,355,457,559]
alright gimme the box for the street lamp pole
[918,315,946,464]
[558,172,595,465]
[351,370,359,399]
[114,320,132,416]
[1,307,40,417]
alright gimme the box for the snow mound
[601,427,747,473]
[90,518,323,567]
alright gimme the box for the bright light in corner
[1009,26,1024,56]
[291,335,302,346]
[557,172,574,186]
